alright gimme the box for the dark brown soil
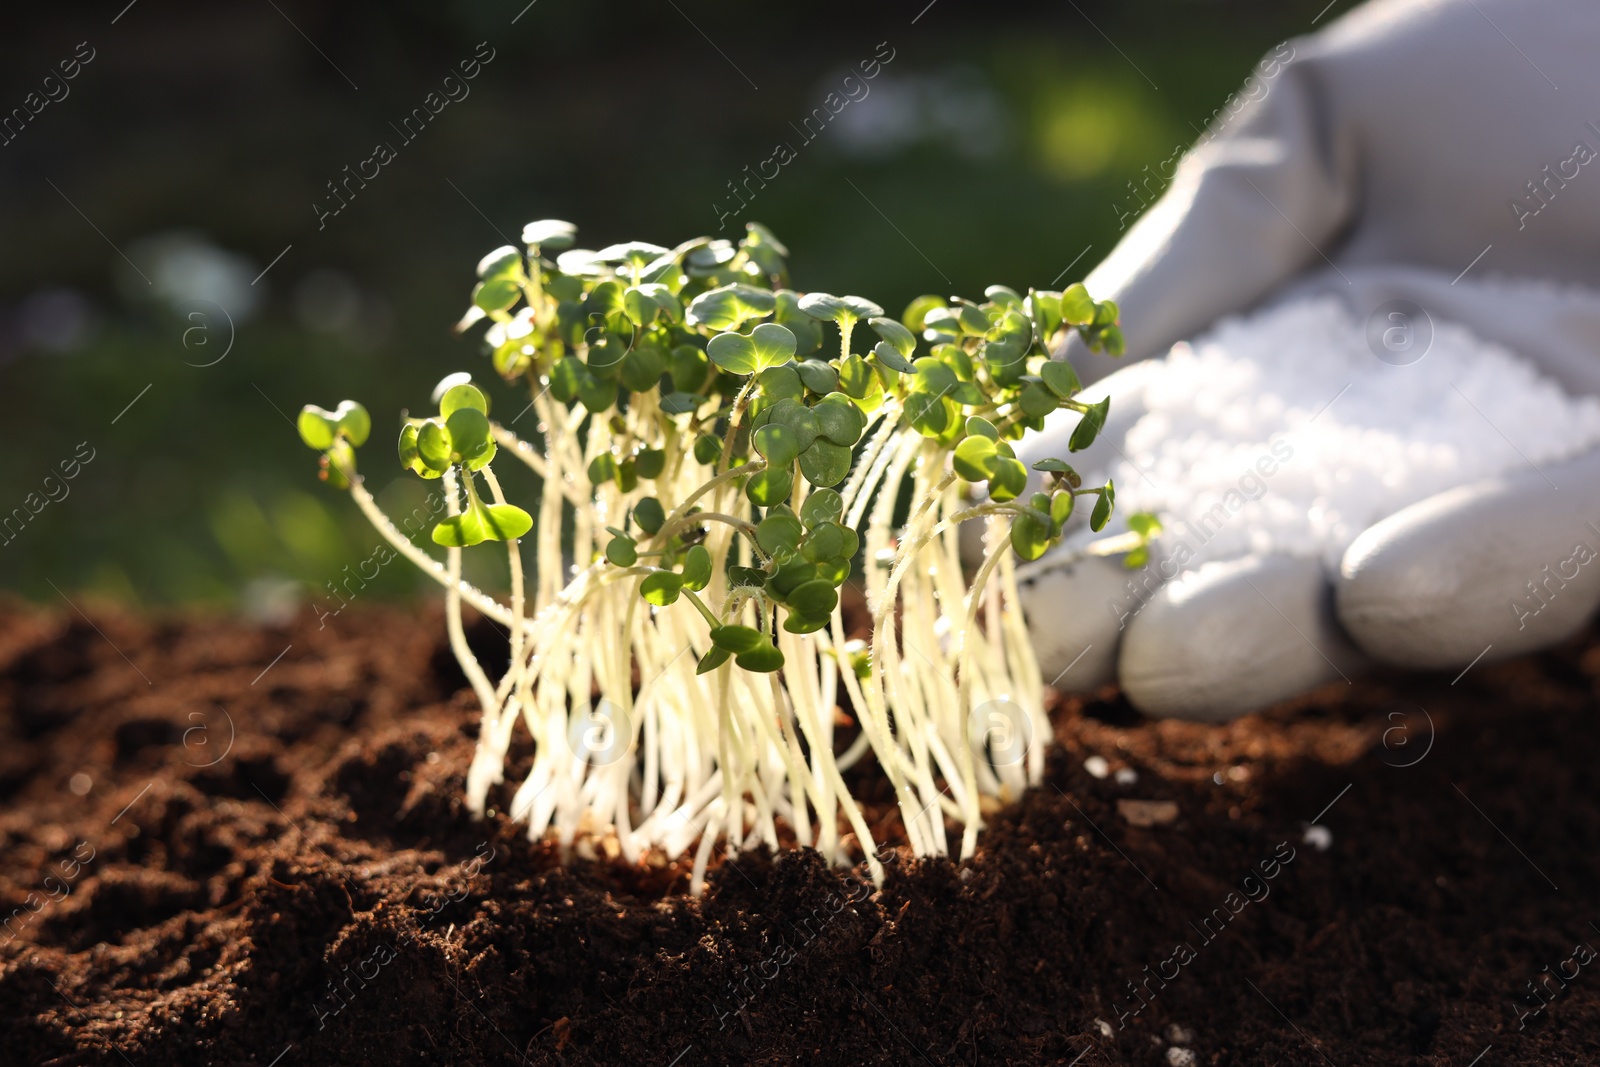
[3,599,1600,1066]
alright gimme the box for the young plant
[298,220,1153,891]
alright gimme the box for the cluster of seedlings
[300,220,1149,889]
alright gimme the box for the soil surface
[3,599,1600,1066]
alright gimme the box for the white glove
[1013,295,1600,720]
[1010,0,1600,719]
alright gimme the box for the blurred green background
[0,0,1353,615]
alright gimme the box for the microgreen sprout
[298,220,1156,892]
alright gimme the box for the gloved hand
[1009,0,1600,720]
[1012,339,1600,721]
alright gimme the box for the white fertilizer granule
[1098,296,1600,570]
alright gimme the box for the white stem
[348,476,516,629]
